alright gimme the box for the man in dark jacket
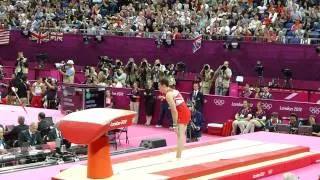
[5,116,29,146]
[186,102,205,143]
[18,122,43,147]
[38,112,53,137]
[189,82,204,112]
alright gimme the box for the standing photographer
[44,78,57,109]
[14,73,30,105]
[200,64,214,94]
[125,58,138,88]
[152,59,165,90]
[0,65,5,80]
[139,59,152,89]
[85,67,98,85]
[59,60,75,84]
[214,61,232,96]
[15,52,28,76]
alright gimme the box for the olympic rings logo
[262,103,272,110]
[309,107,320,114]
[213,99,225,106]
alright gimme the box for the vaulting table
[52,108,136,180]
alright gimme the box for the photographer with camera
[43,78,57,109]
[59,60,75,84]
[165,63,176,88]
[200,64,214,94]
[85,66,98,85]
[0,65,5,80]
[14,52,28,76]
[152,59,165,90]
[138,59,152,89]
[125,58,138,88]
[113,68,127,88]
[214,61,232,96]
[97,68,110,86]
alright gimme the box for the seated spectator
[4,116,29,146]
[265,112,281,132]
[261,86,272,99]
[18,122,43,147]
[289,113,299,133]
[46,124,62,143]
[244,102,267,133]
[232,100,253,135]
[312,124,320,137]
[186,102,205,143]
[253,86,262,99]
[240,84,253,98]
[0,127,8,151]
[105,90,114,108]
[300,115,316,126]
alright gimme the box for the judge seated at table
[5,116,29,147]
[289,113,299,133]
[18,122,43,147]
[299,115,316,126]
[46,124,62,142]
[265,112,281,132]
[0,127,8,152]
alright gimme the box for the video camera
[55,61,66,70]
[98,56,113,70]
[255,61,264,77]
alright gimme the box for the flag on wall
[0,30,10,45]
[30,31,50,44]
[192,35,202,53]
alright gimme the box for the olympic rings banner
[201,95,320,124]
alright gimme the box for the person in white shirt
[31,77,45,108]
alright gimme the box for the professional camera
[98,56,113,70]
[255,61,264,77]
[176,62,186,72]
[282,68,292,80]
[141,60,148,68]
[221,65,227,71]
[55,61,66,69]
[203,64,210,71]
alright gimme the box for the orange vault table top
[55,108,136,179]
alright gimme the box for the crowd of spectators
[1,0,320,43]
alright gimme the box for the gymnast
[159,78,191,159]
